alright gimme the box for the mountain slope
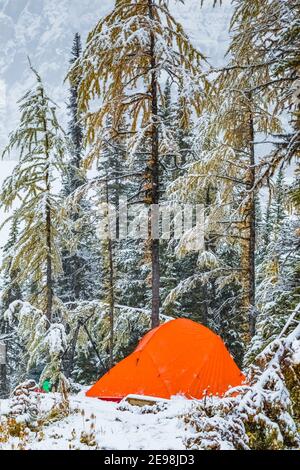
[0,0,232,148]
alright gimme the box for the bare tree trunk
[203,185,219,329]
[148,0,160,329]
[81,323,106,372]
[64,323,81,378]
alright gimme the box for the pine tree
[271,169,287,231]
[159,81,200,318]
[68,0,208,328]
[0,63,66,321]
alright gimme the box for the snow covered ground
[0,391,196,450]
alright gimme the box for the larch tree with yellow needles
[208,0,299,339]
[165,31,283,343]
[199,77,281,341]
[68,0,209,328]
[0,64,67,323]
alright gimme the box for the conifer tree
[0,63,66,321]
[195,0,299,348]
[102,119,149,312]
[67,33,84,188]
[58,33,101,305]
[0,215,22,316]
[228,0,300,183]
[96,117,126,368]
[247,178,300,362]
[184,4,287,338]
[68,0,208,328]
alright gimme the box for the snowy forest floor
[1,310,299,450]
[0,392,195,450]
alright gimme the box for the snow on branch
[185,305,300,450]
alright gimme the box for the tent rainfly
[86,318,245,402]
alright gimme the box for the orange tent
[86,318,245,401]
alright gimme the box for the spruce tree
[59,33,101,305]
[0,215,22,316]
[247,177,300,362]
[96,116,127,368]
[67,33,84,185]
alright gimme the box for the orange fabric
[86,318,245,400]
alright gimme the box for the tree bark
[64,323,80,378]
[105,178,115,369]
[148,0,160,329]
[247,91,256,338]
[45,180,53,323]
[81,323,106,372]
[41,88,53,324]
[0,342,8,398]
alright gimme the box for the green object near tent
[42,379,52,393]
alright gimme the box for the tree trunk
[45,185,53,323]
[148,0,160,329]
[203,185,218,329]
[0,342,8,398]
[41,88,53,323]
[105,178,115,369]
[81,323,106,372]
[247,91,256,338]
[108,238,115,369]
[0,365,8,398]
[63,323,80,378]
